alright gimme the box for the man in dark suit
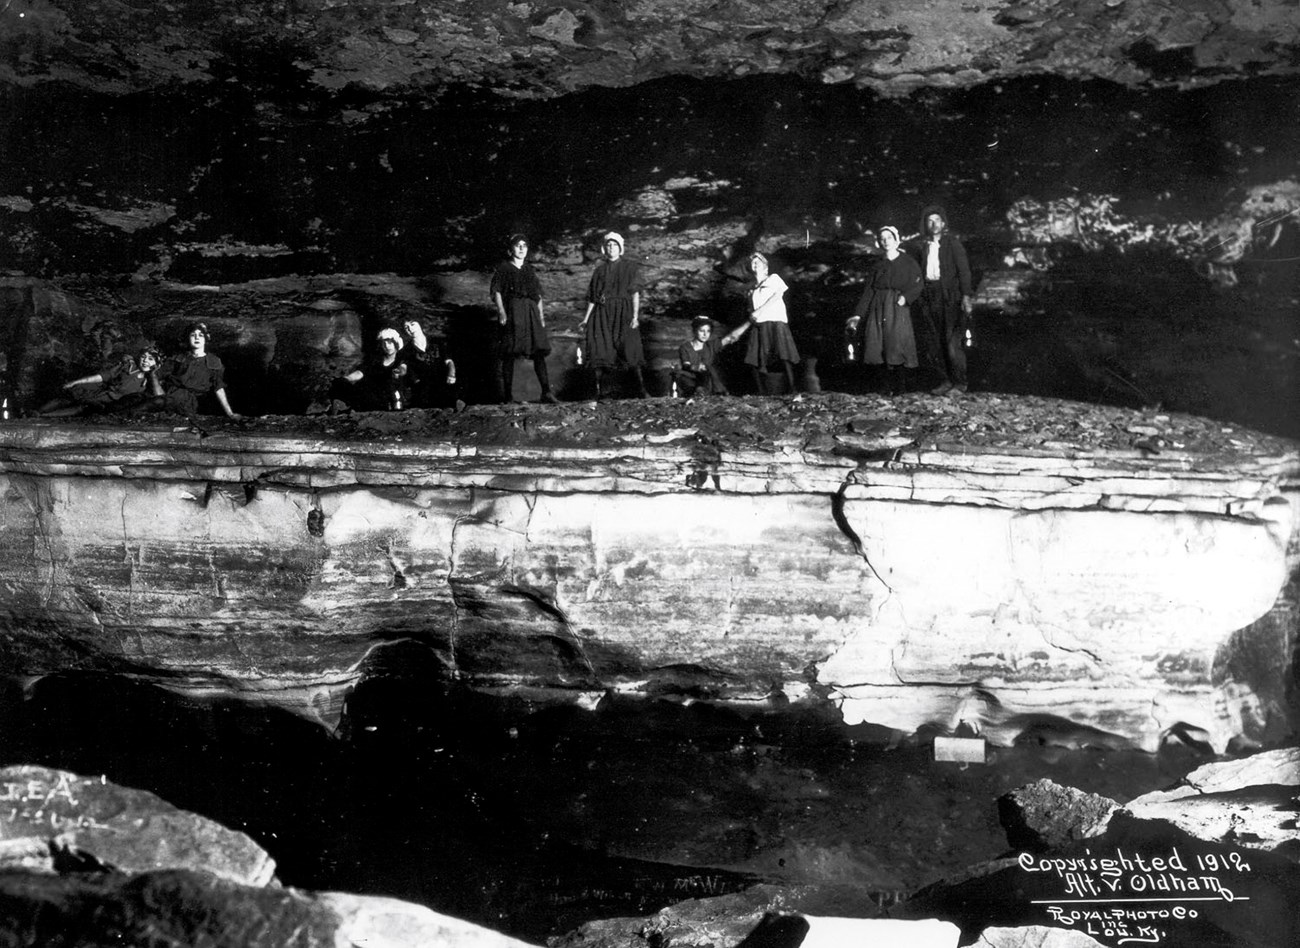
[912,205,974,395]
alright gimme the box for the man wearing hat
[578,231,649,399]
[910,205,974,395]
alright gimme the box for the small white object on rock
[801,916,961,948]
[935,736,986,764]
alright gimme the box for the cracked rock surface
[1,393,1295,752]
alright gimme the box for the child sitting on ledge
[676,317,732,397]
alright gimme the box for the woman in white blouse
[723,252,801,395]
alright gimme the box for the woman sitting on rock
[38,347,162,417]
[401,319,463,410]
[149,323,241,419]
[723,252,800,395]
[328,327,411,412]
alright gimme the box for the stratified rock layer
[1,394,1295,752]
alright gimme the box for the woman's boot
[534,355,559,403]
[499,356,515,403]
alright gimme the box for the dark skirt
[327,375,408,412]
[161,389,203,415]
[74,387,125,409]
[743,321,800,368]
[88,392,151,414]
[584,299,644,368]
[499,297,551,357]
[73,369,148,409]
[857,292,918,368]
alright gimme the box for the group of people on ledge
[37,322,242,420]
[479,206,971,408]
[34,206,973,419]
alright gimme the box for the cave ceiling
[2,0,1299,101]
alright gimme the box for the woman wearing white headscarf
[577,231,648,399]
[845,225,923,395]
[329,327,411,411]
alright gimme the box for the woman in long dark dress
[490,234,557,404]
[845,225,923,395]
[578,231,648,400]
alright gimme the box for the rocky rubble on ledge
[1,392,1297,754]
[0,765,537,948]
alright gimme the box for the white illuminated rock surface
[1,393,1296,752]
[1123,748,1300,855]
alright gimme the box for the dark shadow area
[970,248,1300,437]
[0,672,759,942]
[3,74,1298,275]
[0,668,1224,943]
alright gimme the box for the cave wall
[4,73,1298,282]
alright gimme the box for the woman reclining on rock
[37,347,162,418]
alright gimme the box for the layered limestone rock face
[1,395,1295,753]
